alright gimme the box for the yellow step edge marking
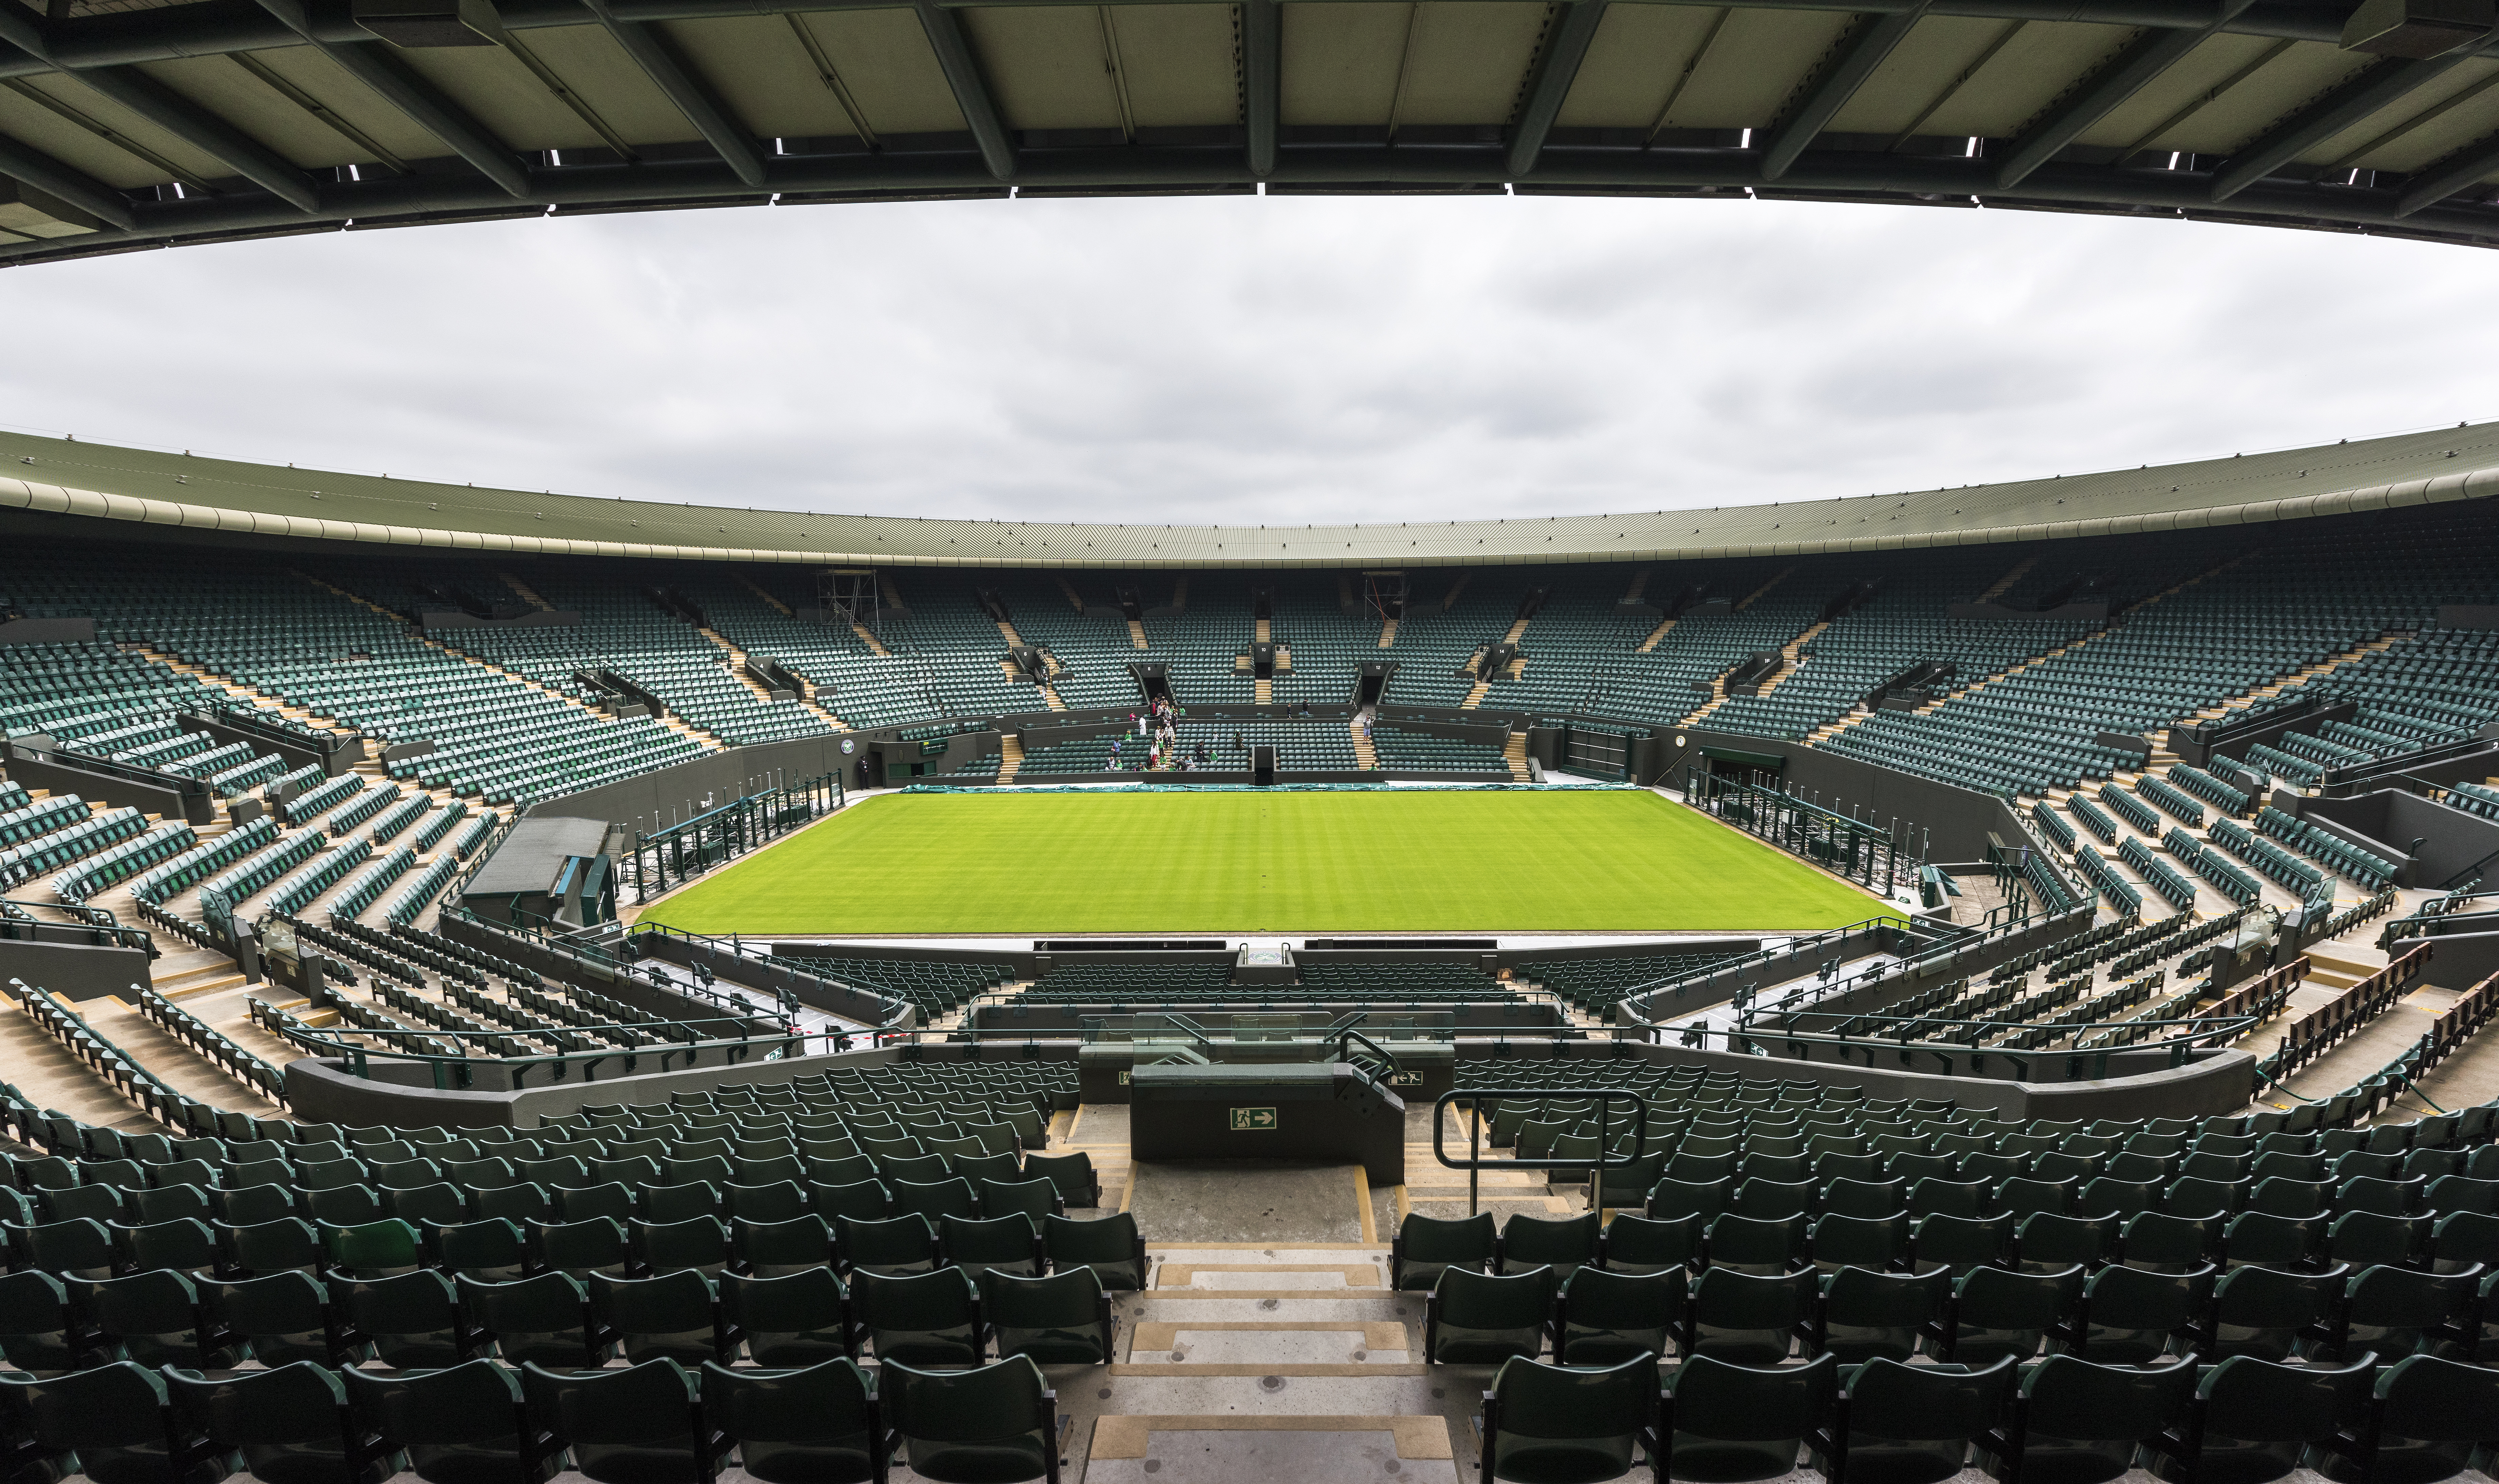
[1131,1290,1397,1301]
[1147,1242,1389,1251]
[1129,1321,1409,1351]
[1107,1362,1426,1377]
[1091,1416,1451,1461]
[1155,1264,1383,1288]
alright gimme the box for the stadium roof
[9,0,2499,263]
[5,420,2497,567]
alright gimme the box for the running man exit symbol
[1230,1107,1277,1131]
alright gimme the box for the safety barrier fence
[2258,942,2433,1083]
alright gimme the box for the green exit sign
[1229,1107,1277,1132]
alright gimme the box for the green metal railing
[265,1010,1107,1088]
[626,772,842,902]
[1661,1012,2272,1080]
[1617,914,1920,1021]
[1680,765,1909,896]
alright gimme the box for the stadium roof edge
[3,424,2497,569]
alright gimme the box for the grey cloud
[3,192,2498,531]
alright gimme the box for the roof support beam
[69,65,319,209]
[1758,2,1929,180]
[2210,53,2468,200]
[0,133,134,228]
[1506,0,1608,177]
[1242,0,1277,178]
[0,9,319,207]
[2398,131,2499,213]
[16,134,2499,265]
[913,0,1014,180]
[579,0,766,187]
[1993,4,2249,187]
[251,0,532,197]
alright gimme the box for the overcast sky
[3,193,2495,526]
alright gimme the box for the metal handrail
[1331,1026,1402,1090]
[1753,1009,2268,1050]
[1156,1012,1219,1052]
[1729,899,2090,1032]
[0,896,153,953]
[624,920,914,1029]
[1617,913,1917,1011]
[449,905,800,1029]
[1433,1088,1648,1216]
[263,1011,822,1090]
[1650,1016,2260,1079]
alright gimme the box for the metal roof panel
[661,16,857,140]
[1663,8,1855,129]
[1553,3,1728,130]
[1106,5,1244,129]
[4,422,2495,569]
[797,8,970,137]
[1280,2,1413,126]
[958,5,1129,132]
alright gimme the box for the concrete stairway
[1911,632,2099,715]
[1637,617,1677,652]
[1503,732,1530,783]
[1979,555,2039,601]
[309,570,726,752]
[997,735,1025,784]
[0,986,163,1133]
[694,625,847,731]
[1679,672,1735,725]
[2183,636,2399,723]
[998,619,1068,710]
[1752,620,1828,697]
[1128,619,1150,651]
[1377,619,1397,648]
[735,575,795,617]
[498,572,555,611]
[1350,718,1377,768]
[1737,565,1795,610]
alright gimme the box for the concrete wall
[971,999,1563,1035]
[420,610,584,630]
[869,731,1000,780]
[284,1040,1077,1128]
[3,747,214,826]
[0,938,156,1000]
[284,1025,2248,1129]
[182,712,356,779]
[1638,724,2025,864]
[436,912,778,1040]
[2171,701,2357,770]
[2305,790,2499,890]
[0,617,97,645]
[1626,904,2089,1031]
[1476,1039,2256,1121]
[525,736,855,835]
[635,931,911,1029]
[1946,602,2110,622]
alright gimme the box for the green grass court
[638,788,1883,936]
